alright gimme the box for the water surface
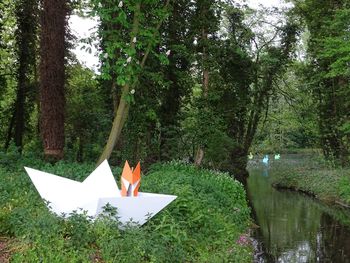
[247,156,350,262]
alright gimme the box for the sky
[69,15,99,71]
[69,0,292,71]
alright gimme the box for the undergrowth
[0,154,252,262]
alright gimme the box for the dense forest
[0,0,349,180]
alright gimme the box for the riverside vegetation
[269,154,350,208]
[0,151,252,262]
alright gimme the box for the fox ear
[121,160,132,180]
[133,162,141,179]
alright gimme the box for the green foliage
[187,5,298,174]
[65,63,111,162]
[0,0,17,146]
[339,176,350,204]
[253,66,319,152]
[270,155,350,206]
[0,158,252,262]
[120,0,196,164]
[294,0,350,166]
[317,8,350,78]
[90,0,171,86]
[0,0,301,178]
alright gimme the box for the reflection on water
[247,160,350,263]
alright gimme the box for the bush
[0,158,252,262]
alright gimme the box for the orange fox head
[120,161,141,197]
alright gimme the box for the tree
[253,66,319,152]
[93,0,171,164]
[39,0,68,160]
[65,62,109,162]
[294,0,350,166]
[192,0,220,166]
[209,6,298,178]
[157,0,194,161]
[0,0,17,149]
[12,0,39,152]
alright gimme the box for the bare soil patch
[0,237,11,263]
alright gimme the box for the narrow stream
[247,155,350,263]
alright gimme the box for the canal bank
[246,155,350,262]
[269,156,350,208]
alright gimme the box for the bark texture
[39,0,67,160]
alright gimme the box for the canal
[247,155,350,262]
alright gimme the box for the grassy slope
[0,156,252,262]
[270,158,350,207]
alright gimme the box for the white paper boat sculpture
[24,160,177,226]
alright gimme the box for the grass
[269,156,350,207]
[0,152,253,262]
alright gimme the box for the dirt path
[0,238,11,263]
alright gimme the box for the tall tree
[93,0,171,164]
[118,0,195,165]
[12,0,38,152]
[158,0,194,161]
[294,0,350,166]
[39,0,68,160]
[192,0,220,166]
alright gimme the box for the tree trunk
[76,137,83,162]
[14,67,26,152]
[13,0,38,151]
[194,148,204,166]
[194,27,209,167]
[39,0,67,160]
[4,108,15,150]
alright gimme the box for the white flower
[118,1,123,8]
[130,89,135,94]
[126,57,132,63]
[193,39,198,45]
[133,37,137,43]
[166,50,171,56]
[103,53,108,59]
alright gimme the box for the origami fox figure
[121,161,141,197]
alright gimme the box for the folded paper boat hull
[24,167,85,214]
[96,193,177,225]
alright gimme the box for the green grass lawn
[0,154,252,262]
